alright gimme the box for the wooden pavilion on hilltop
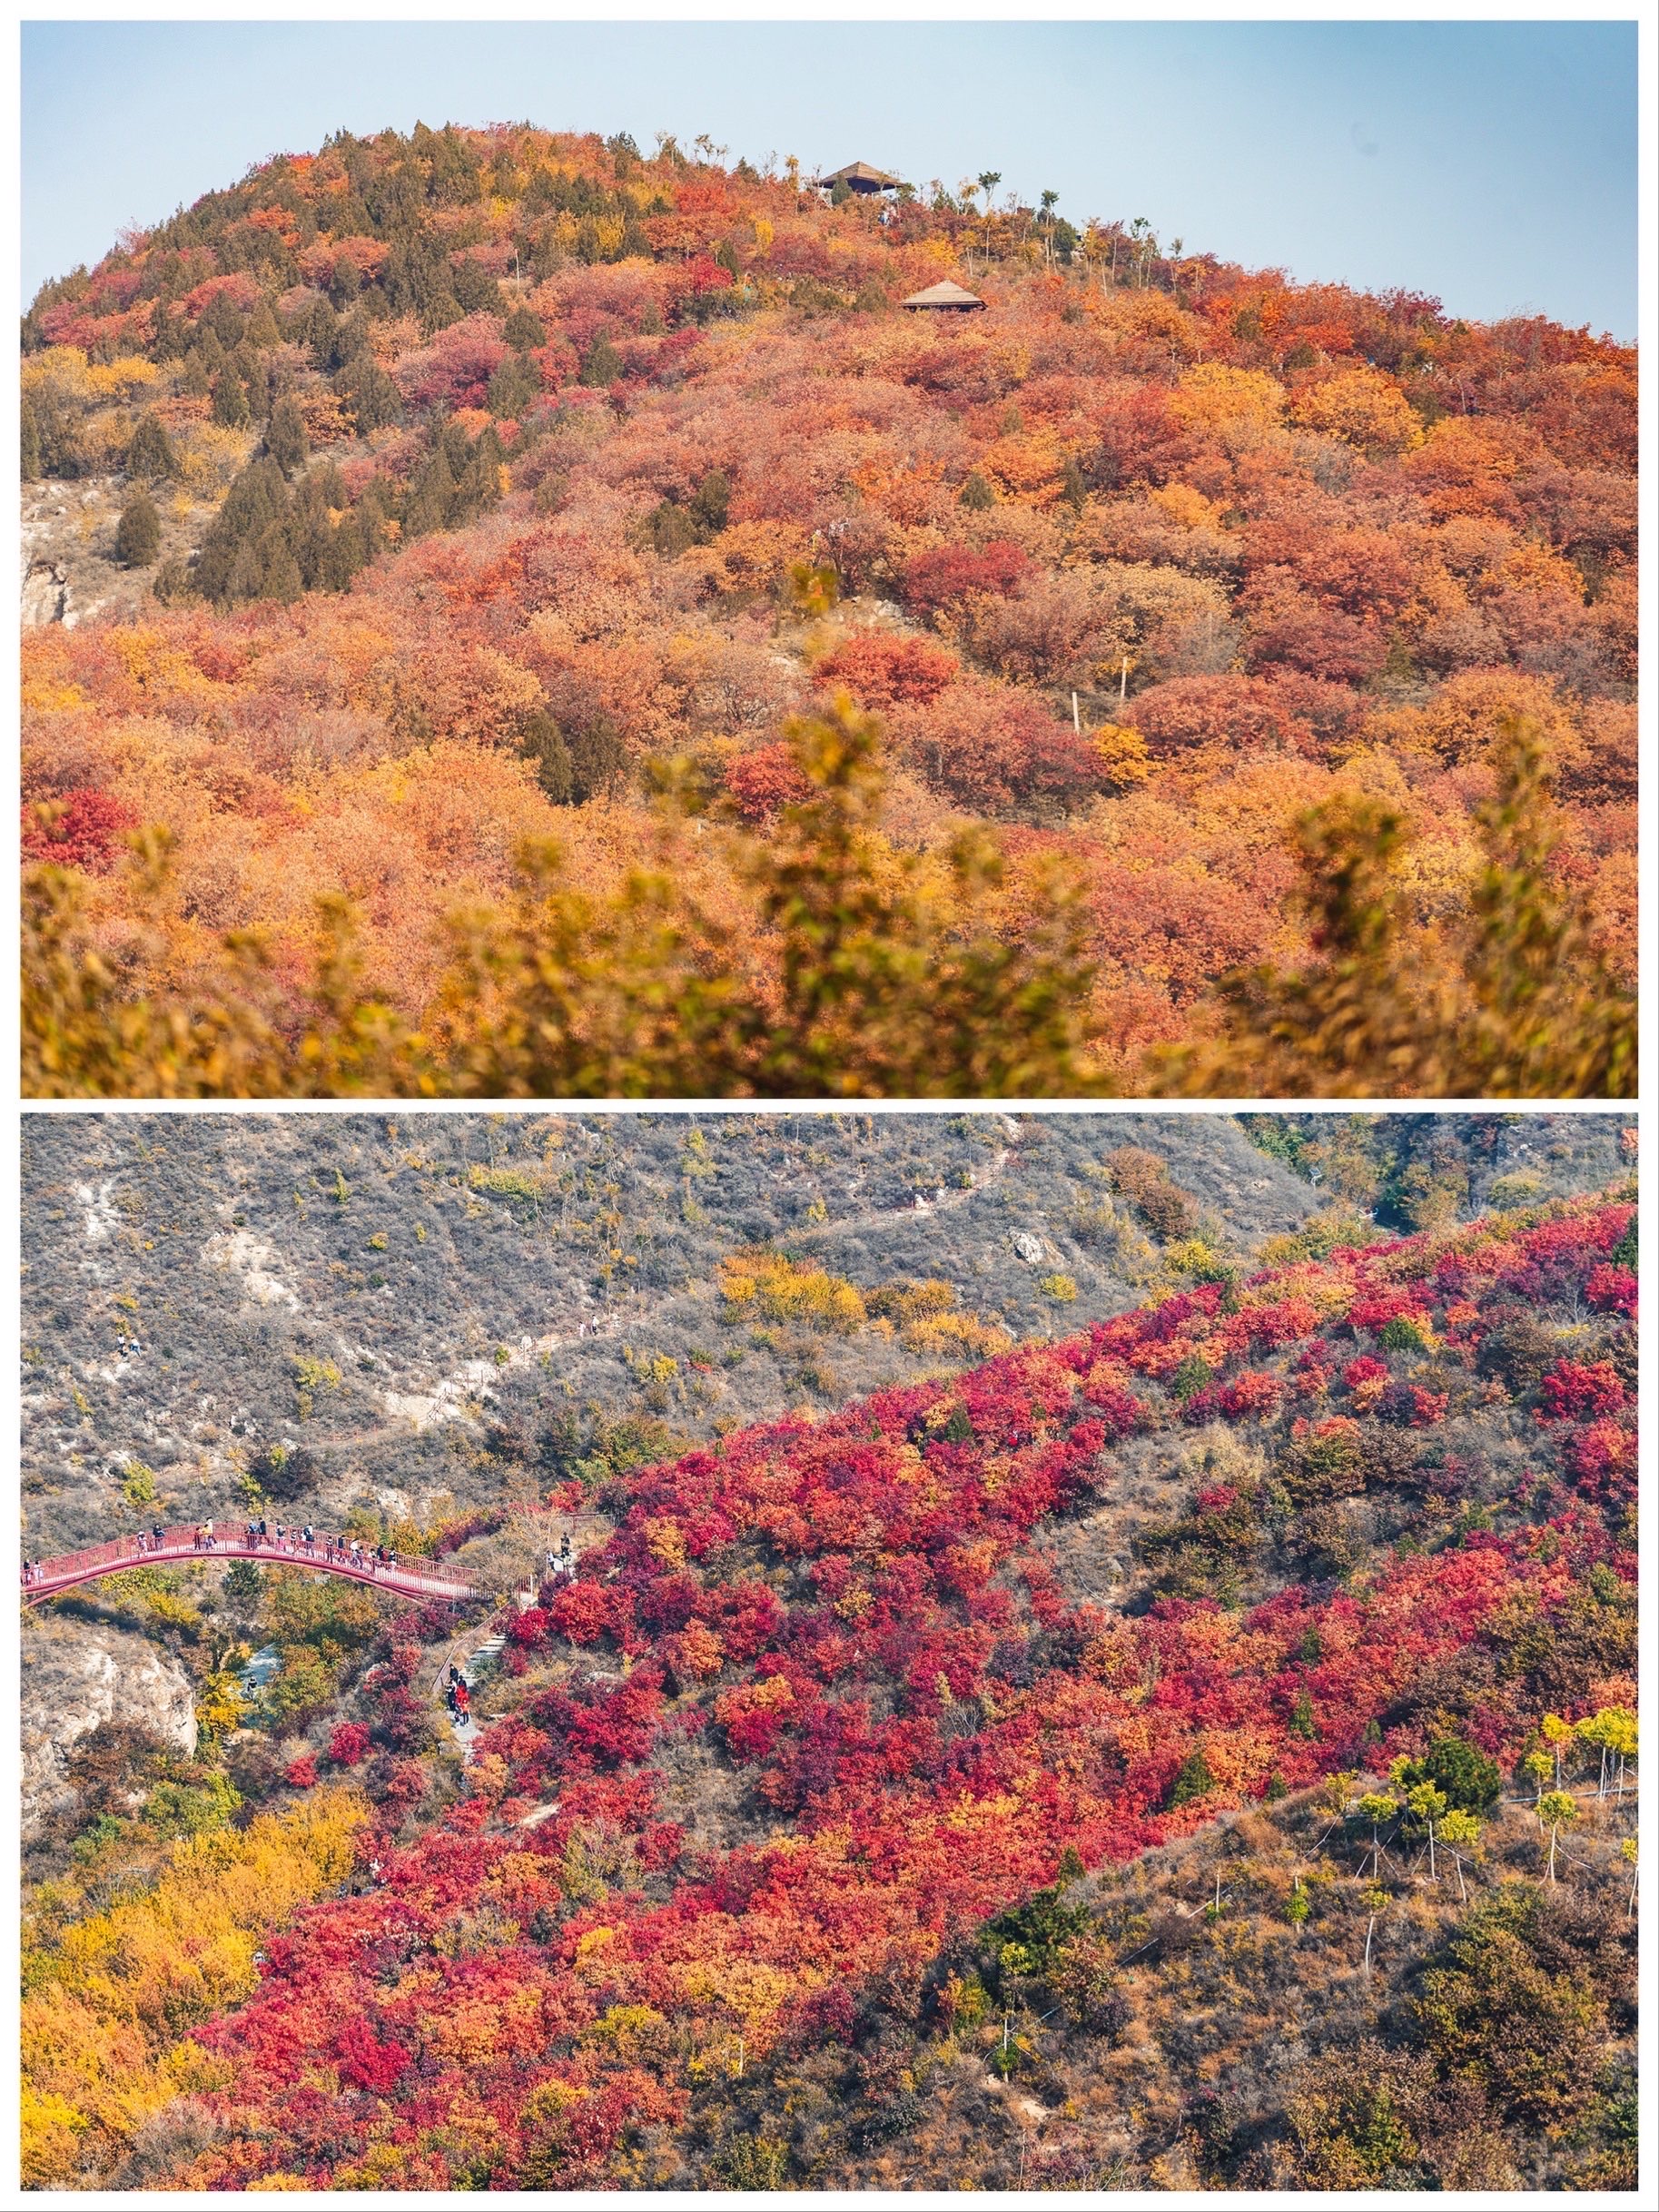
[901,280,987,313]
[813,160,904,195]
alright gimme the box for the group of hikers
[544,1535,576,1582]
[445,1663,472,1721]
[231,1520,404,1575]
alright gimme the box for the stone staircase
[443,1629,508,1759]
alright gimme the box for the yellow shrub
[1290,365,1421,456]
[718,1250,866,1333]
[1170,363,1285,435]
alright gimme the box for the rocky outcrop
[20,1617,197,1834]
[22,556,71,627]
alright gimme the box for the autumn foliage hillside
[22,1188,1635,2187]
[20,125,1636,1095]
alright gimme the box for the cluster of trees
[19,1185,1630,2187]
[18,123,1634,1096]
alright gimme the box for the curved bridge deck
[21,1525,474,1605]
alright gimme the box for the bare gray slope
[20,1112,1622,1554]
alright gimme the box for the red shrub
[814,632,959,708]
[902,540,1030,618]
[726,742,813,821]
[21,789,136,874]
[1539,1358,1627,1423]
[328,1723,371,1767]
[1585,1263,1637,1318]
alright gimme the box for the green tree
[1169,1746,1214,1807]
[1393,1735,1502,1818]
[211,370,251,430]
[332,356,403,434]
[265,394,310,476]
[124,410,177,483]
[486,351,542,419]
[502,306,546,351]
[114,490,162,568]
[1437,1807,1483,1904]
[1356,1791,1398,1877]
[518,711,575,804]
[578,333,623,386]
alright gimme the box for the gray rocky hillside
[20,1111,1626,1558]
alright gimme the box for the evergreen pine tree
[402,448,457,538]
[518,711,574,803]
[486,351,541,420]
[245,299,282,349]
[124,410,178,482]
[20,394,42,481]
[266,394,310,476]
[502,306,546,351]
[114,489,162,568]
[212,370,251,430]
[579,333,624,386]
[333,358,403,435]
[257,524,303,603]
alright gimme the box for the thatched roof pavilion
[901,280,987,313]
[813,161,904,194]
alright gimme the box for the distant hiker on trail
[302,1524,313,1549]
[153,1524,164,1551]
[203,1518,215,1548]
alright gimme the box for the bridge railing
[22,1523,474,1600]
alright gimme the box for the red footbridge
[20,1524,475,1605]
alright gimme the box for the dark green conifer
[114,489,162,568]
[211,370,251,430]
[124,410,178,482]
[579,333,623,386]
[266,394,310,476]
[502,306,546,351]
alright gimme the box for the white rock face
[1012,1231,1047,1265]
[201,1227,301,1308]
[21,557,70,627]
[21,1619,198,1834]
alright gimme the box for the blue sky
[21,17,1639,338]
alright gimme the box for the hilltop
[20,126,1636,1097]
